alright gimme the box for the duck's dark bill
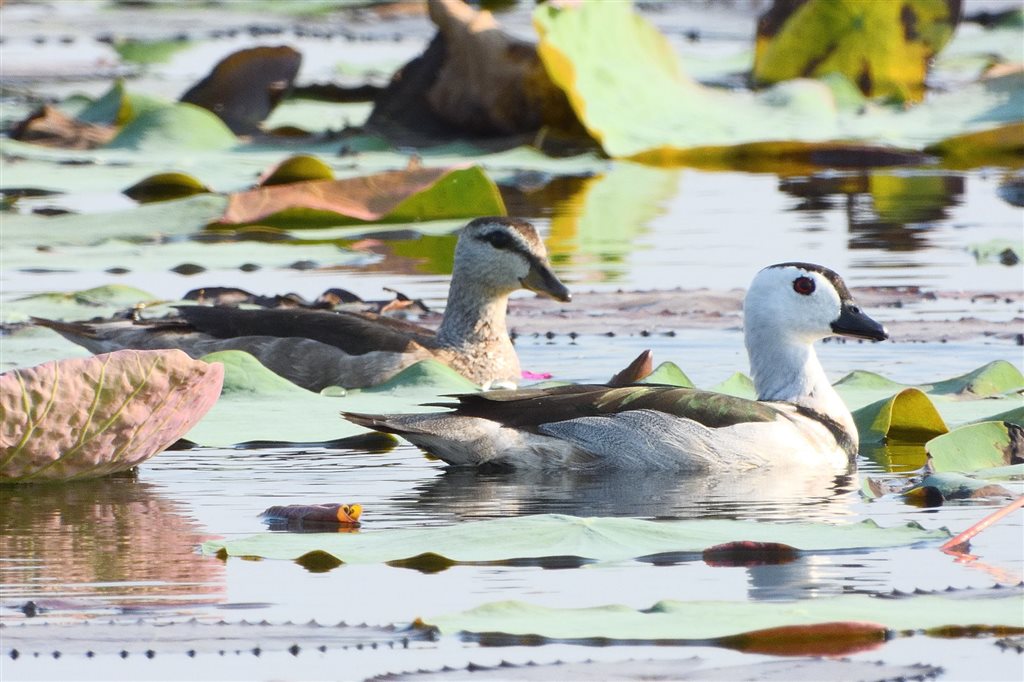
[521,261,572,302]
[831,303,888,341]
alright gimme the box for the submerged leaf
[217,165,506,227]
[853,388,950,445]
[1,350,224,482]
[752,0,960,103]
[909,471,1015,501]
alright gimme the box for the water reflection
[405,466,859,523]
[0,475,223,615]
[780,171,965,251]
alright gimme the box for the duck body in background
[34,217,571,391]
[344,262,889,471]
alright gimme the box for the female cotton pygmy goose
[35,217,571,391]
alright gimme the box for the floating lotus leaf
[76,79,167,127]
[926,360,1024,396]
[217,165,506,228]
[638,362,694,388]
[1,349,224,482]
[926,122,1024,169]
[203,514,948,565]
[4,285,157,324]
[123,171,211,203]
[752,0,960,103]
[258,154,335,186]
[186,352,471,447]
[853,388,949,446]
[105,103,237,151]
[710,372,757,399]
[926,421,1024,472]
[422,588,1023,642]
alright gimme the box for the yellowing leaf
[257,154,335,186]
[217,165,506,228]
[752,0,960,103]
[926,122,1024,169]
[1,350,224,483]
[853,387,949,445]
[123,172,211,203]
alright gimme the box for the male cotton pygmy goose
[34,217,571,391]
[343,263,888,471]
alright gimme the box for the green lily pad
[853,388,950,446]
[123,171,212,203]
[926,360,1024,396]
[186,352,473,447]
[422,589,1022,641]
[638,361,694,388]
[258,154,336,186]
[112,37,192,65]
[77,79,168,127]
[709,372,757,399]
[1,195,228,262]
[105,103,238,151]
[3,285,158,324]
[2,238,367,277]
[926,421,1024,472]
[203,514,948,564]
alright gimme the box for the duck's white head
[744,262,888,346]
[453,217,571,302]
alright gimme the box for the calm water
[3,4,1024,680]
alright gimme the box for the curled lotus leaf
[1,349,224,483]
[853,387,949,446]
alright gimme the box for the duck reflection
[405,464,859,523]
[0,475,224,615]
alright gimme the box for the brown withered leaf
[9,105,116,150]
[180,46,302,135]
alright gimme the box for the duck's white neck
[436,278,512,350]
[746,331,856,446]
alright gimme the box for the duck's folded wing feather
[174,306,433,355]
[435,384,783,431]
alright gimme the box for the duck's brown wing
[428,384,782,431]
[174,306,435,356]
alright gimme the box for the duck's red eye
[793,276,815,295]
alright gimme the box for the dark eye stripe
[478,230,515,250]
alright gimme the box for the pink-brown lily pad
[1,349,224,483]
